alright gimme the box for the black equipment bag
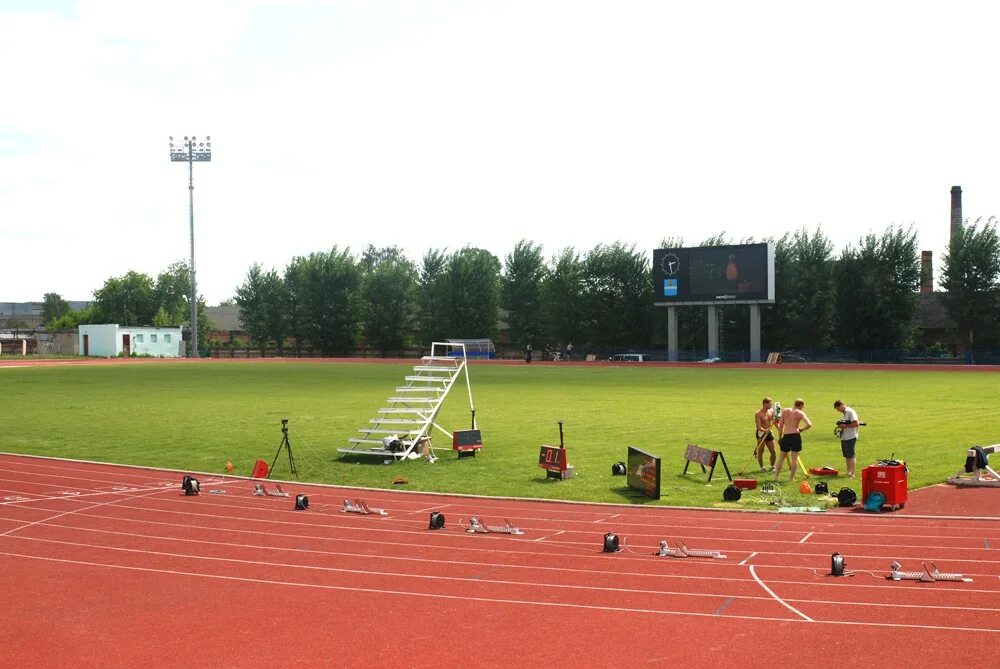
[837,487,857,507]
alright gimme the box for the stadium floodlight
[169,135,212,357]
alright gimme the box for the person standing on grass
[834,400,860,478]
[774,398,811,481]
[754,397,777,472]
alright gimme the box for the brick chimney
[920,250,933,293]
[951,185,963,243]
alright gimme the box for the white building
[78,324,183,358]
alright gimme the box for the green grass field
[5,361,999,509]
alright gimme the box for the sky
[3,0,1000,305]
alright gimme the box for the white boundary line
[7,451,1000,524]
[11,490,996,555]
[749,564,814,622]
[5,475,994,549]
[6,469,1000,544]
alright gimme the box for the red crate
[861,464,907,510]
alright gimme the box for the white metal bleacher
[336,341,476,462]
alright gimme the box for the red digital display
[538,445,567,472]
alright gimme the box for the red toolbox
[861,463,908,511]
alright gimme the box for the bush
[924,342,953,358]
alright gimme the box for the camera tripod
[270,419,298,479]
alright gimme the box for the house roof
[204,305,243,332]
[916,291,957,330]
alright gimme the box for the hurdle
[948,444,1000,487]
[463,517,523,535]
[342,498,388,516]
[654,539,726,559]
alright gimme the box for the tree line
[232,220,1000,356]
[38,218,1000,356]
[42,260,212,348]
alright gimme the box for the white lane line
[0,549,806,623]
[738,552,758,566]
[9,456,1000,538]
[799,532,814,544]
[0,486,173,538]
[10,531,1000,613]
[12,518,1000,598]
[749,564,814,622]
[0,479,216,506]
[4,550,1000,634]
[533,530,565,542]
[9,499,1000,576]
[413,504,449,514]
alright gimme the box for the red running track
[2,453,999,668]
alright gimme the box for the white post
[21,338,27,356]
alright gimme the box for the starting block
[949,444,1000,487]
[252,483,289,497]
[464,517,523,535]
[342,498,388,516]
[654,539,726,559]
[886,561,972,582]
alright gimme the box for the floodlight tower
[169,135,212,357]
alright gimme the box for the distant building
[204,305,244,343]
[0,302,43,329]
[78,324,183,357]
[0,301,91,330]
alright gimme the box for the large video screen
[626,446,661,499]
[652,243,774,305]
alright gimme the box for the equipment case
[862,463,907,511]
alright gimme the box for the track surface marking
[2,453,998,668]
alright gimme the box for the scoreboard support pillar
[749,304,761,362]
[707,306,719,360]
[660,304,764,363]
[667,306,678,362]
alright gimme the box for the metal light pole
[169,135,212,357]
